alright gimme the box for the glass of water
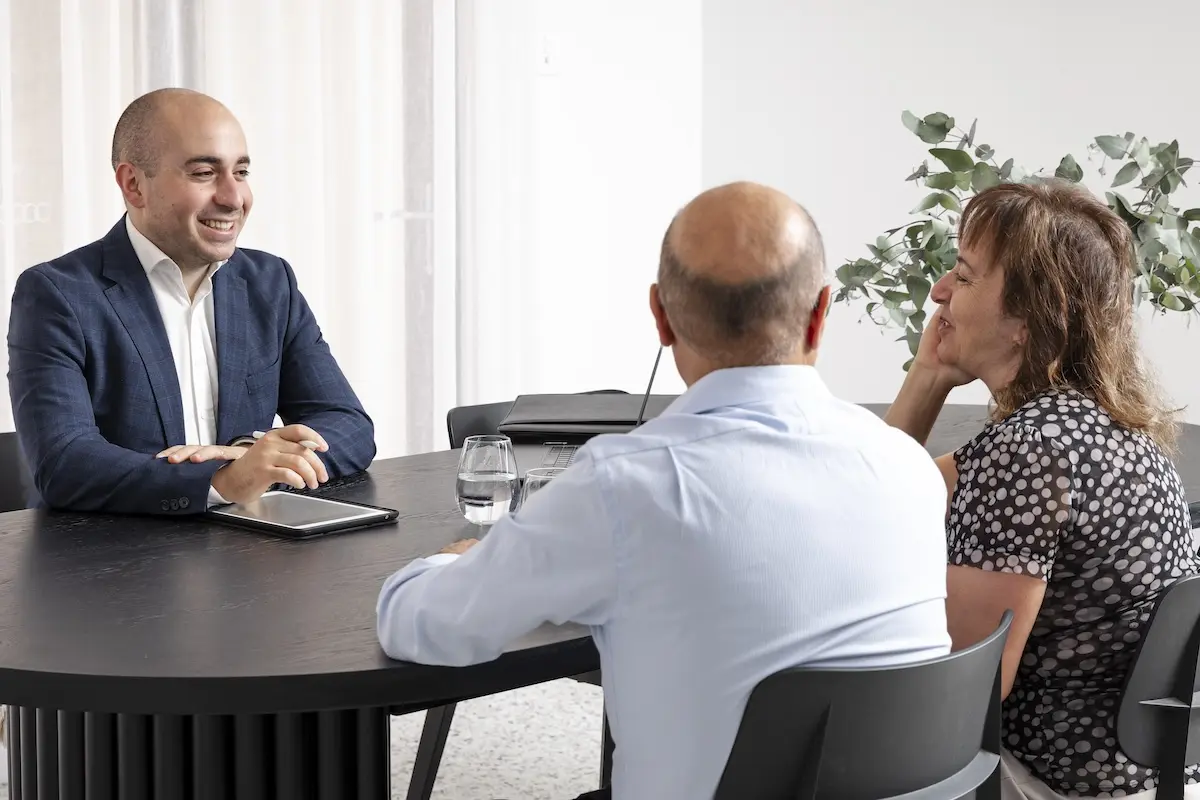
[456,435,520,526]
[519,467,564,509]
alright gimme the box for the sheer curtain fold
[0,0,452,456]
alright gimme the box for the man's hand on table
[157,444,248,464]
[439,538,479,556]
[205,424,331,504]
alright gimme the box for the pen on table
[252,430,322,451]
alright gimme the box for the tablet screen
[210,491,388,531]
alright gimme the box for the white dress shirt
[125,217,227,505]
[377,365,953,799]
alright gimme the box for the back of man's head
[656,182,827,369]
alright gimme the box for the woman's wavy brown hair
[958,179,1179,450]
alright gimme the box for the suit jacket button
[180,497,190,509]
[161,500,170,512]
[169,499,179,511]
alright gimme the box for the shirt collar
[661,364,832,417]
[124,215,226,278]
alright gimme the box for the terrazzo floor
[0,679,605,800]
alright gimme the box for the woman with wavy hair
[887,178,1200,798]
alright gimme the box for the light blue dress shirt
[377,365,952,799]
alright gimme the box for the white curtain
[0,0,456,457]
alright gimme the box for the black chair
[0,432,34,513]
[444,391,629,449]
[445,400,514,449]
[714,611,1012,800]
[1116,574,1200,800]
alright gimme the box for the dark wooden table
[1,405,1196,800]
[0,449,598,800]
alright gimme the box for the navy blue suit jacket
[7,218,376,514]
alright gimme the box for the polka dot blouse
[948,390,1200,796]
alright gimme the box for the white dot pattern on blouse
[948,391,1200,796]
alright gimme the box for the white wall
[458,0,702,407]
[703,0,1200,418]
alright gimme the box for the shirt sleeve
[948,422,1074,580]
[375,450,617,667]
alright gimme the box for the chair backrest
[446,401,514,450]
[714,612,1012,800]
[0,431,34,513]
[445,391,629,450]
[1117,574,1200,780]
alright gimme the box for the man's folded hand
[209,424,330,505]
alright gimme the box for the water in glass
[456,435,519,525]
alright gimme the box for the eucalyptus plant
[834,111,1200,369]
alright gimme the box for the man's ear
[114,163,149,209]
[805,286,832,350]
[649,284,676,347]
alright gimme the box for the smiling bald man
[7,88,375,514]
[376,182,952,800]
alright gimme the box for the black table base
[4,706,390,800]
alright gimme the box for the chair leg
[406,703,457,800]
[599,709,614,789]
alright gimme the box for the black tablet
[207,491,399,539]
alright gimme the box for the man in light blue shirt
[377,181,952,799]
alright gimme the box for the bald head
[111,88,232,176]
[657,182,826,367]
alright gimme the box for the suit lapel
[101,219,185,446]
[212,261,248,445]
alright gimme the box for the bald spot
[657,181,826,366]
[111,88,234,176]
[667,182,817,285]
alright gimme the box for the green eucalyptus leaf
[929,148,974,172]
[999,158,1014,179]
[1159,292,1185,312]
[938,193,962,213]
[853,259,878,280]
[974,144,994,160]
[1095,135,1129,159]
[901,110,921,135]
[1055,154,1084,183]
[1111,162,1140,187]
[925,172,959,191]
[905,162,930,182]
[875,235,894,260]
[913,193,942,213]
[1140,237,1168,264]
[924,112,952,128]
[905,327,922,356]
[906,275,931,309]
[962,118,977,149]
[1184,209,1200,221]
[1133,139,1152,169]
[971,163,1001,192]
[1159,140,1180,172]
[916,124,949,145]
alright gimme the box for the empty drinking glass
[519,467,565,508]
[456,435,519,526]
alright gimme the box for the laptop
[501,348,673,476]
